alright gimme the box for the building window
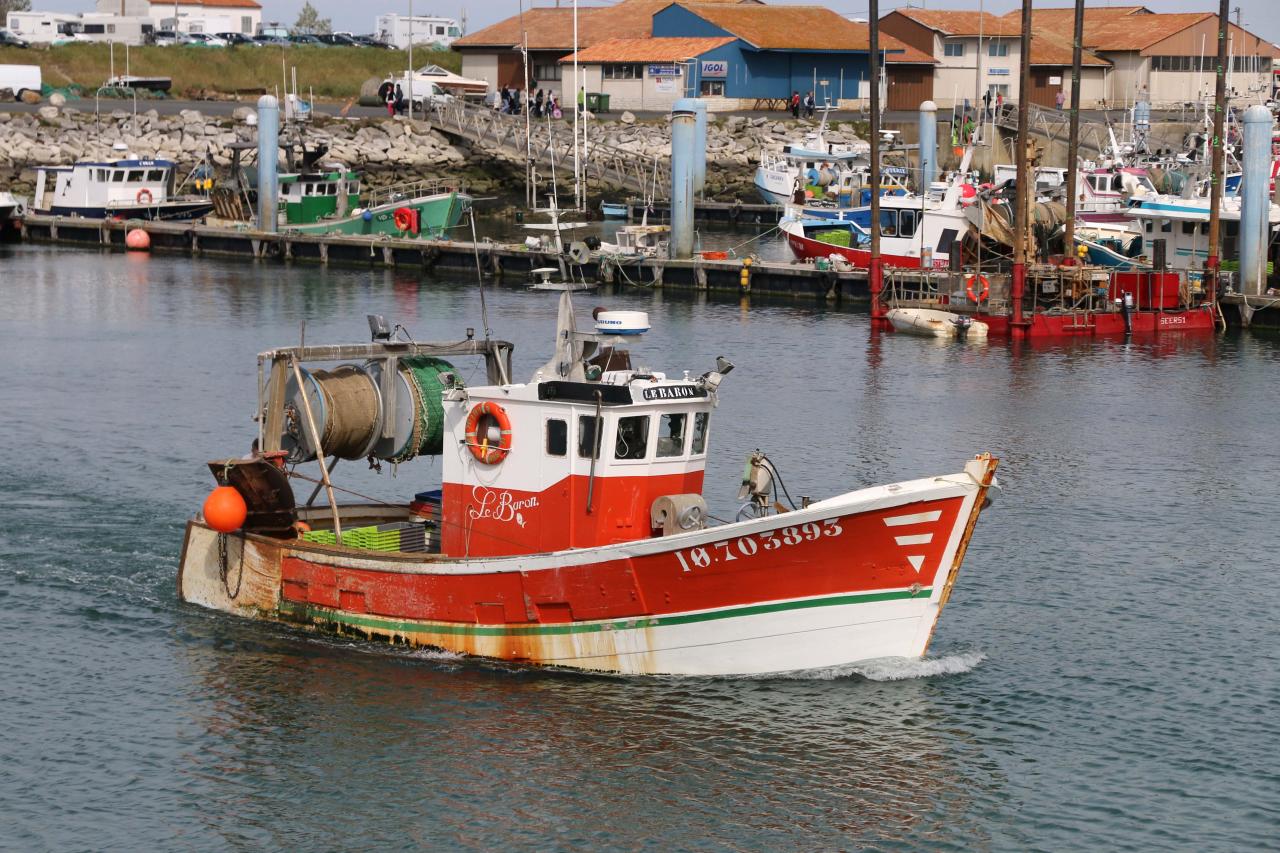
[699,80,724,96]
[241,16,251,33]
[988,41,1007,57]
[656,413,686,458]
[534,63,562,82]
[603,63,643,80]
[546,419,567,456]
[944,41,965,58]
[987,83,1009,98]
[614,416,649,460]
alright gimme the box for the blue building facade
[652,5,873,103]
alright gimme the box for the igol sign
[700,60,728,78]
[641,385,706,400]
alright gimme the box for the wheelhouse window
[126,170,145,183]
[578,415,601,459]
[899,208,918,237]
[656,413,686,458]
[546,419,567,456]
[603,63,643,80]
[146,169,165,182]
[614,415,649,460]
[691,413,709,455]
[111,170,126,182]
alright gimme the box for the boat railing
[364,178,460,209]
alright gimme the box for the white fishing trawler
[33,151,212,220]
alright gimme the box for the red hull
[279,495,966,626]
[975,307,1216,337]
[785,232,946,270]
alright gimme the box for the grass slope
[0,44,462,99]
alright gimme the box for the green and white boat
[280,170,470,239]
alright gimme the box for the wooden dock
[625,198,782,224]
[17,214,868,301]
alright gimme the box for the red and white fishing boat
[781,150,976,270]
[178,297,999,676]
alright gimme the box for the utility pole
[1207,0,1230,304]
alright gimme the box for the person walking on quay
[1055,89,1065,111]
[385,83,397,116]
[534,88,544,118]
[790,91,801,118]
[578,87,586,115]
[995,90,1003,113]
[982,89,991,120]
[804,91,816,118]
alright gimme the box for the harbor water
[1,244,1277,850]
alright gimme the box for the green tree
[293,2,331,35]
[0,0,33,22]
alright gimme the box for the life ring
[392,206,415,233]
[966,273,990,302]
[136,188,154,205]
[465,402,512,464]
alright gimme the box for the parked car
[252,34,290,47]
[317,33,359,47]
[184,33,228,47]
[215,32,256,46]
[150,30,186,46]
[287,34,327,47]
[0,29,29,48]
[352,34,397,49]
[0,63,40,99]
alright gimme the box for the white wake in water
[777,651,987,681]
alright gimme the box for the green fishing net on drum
[392,356,456,462]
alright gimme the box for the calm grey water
[1,244,1277,852]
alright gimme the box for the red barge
[178,297,1000,676]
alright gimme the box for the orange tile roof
[1004,8,1220,53]
[894,8,1019,38]
[454,0,748,50]
[170,0,261,6]
[679,3,879,50]
[562,36,735,63]
[891,8,1108,66]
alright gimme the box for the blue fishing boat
[600,201,628,219]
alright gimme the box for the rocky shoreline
[0,105,869,205]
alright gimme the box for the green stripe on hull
[279,587,933,638]
[285,193,466,238]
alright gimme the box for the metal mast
[1064,0,1084,256]
[869,0,884,321]
[1206,0,1230,297]
[1011,0,1033,333]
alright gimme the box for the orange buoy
[125,229,151,251]
[203,485,247,533]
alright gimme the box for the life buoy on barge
[966,273,990,302]
[136,188,154,205]
[465,401,512,464]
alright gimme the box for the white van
[0,64,41,101]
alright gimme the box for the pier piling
[669,98,696,259]
[1240,104,1273,297]
[256,95,279,233]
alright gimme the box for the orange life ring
[465,402,512,464]
[966,273,990,302]
[392,206,417,233]
[136,188,154,205]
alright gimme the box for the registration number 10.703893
[673,518,844,572]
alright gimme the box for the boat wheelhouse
[178,297,1000,676]
[278,164,361,225]
[33,157,212,220]
[1127,193,1280,273]
[754,111,875,207]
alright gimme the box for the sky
[32,0,1280,45]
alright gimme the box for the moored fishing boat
[282,179,470,239]
[177,297,1000,676]
[32,154,213,220]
